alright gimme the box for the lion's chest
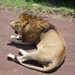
[24,33,40,43]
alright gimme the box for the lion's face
[10,20,19,34]
[10,13,51,42]
[10,13,29,34]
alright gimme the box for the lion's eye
[15,21,21,28]
[15,22,18,26]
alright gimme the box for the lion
[7,13,66,72]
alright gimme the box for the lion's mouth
[15,31,18,34]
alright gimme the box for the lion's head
[10,13,51,43]
[10,13,29,34]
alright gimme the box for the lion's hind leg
[19,49,28,55]
[7,53,28,63]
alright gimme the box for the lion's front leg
[10,35,32,45]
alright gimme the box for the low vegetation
[0,0,75,21]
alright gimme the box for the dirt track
[0,11,75,75]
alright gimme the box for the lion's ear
[22,20,29,25]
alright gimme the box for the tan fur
[8,13,66,72]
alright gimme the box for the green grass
[0,0,75,17]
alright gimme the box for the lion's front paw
[10,35,16,42]
[10,35,22,43]
[10,35,26,45]
[10,35,19,43]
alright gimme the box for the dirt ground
[0,11,75,75]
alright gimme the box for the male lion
[7,13,66,72]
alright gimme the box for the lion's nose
[10,22,13,26]
[10,21,15,27]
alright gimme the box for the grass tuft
[0,0,75,19]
